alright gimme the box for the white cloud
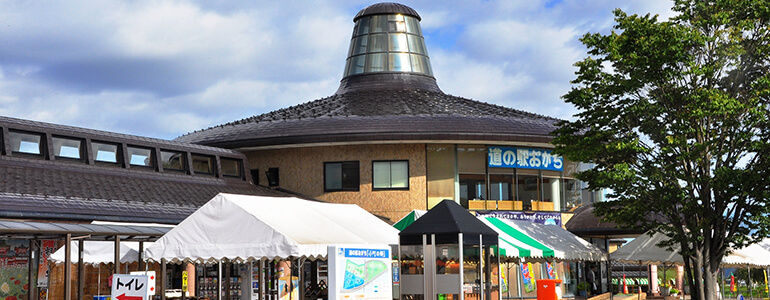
[0,0,676,139]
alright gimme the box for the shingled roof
[0,115,297,224]
[176,82,561,148]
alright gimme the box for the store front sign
[477,211,562,226]
[488,147,563,171]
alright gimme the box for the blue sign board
[476,211,562,226]
[341,248,389,259]
[488,147,563,171]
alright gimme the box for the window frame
[160,150,187,173]
[220,157,243,178]
[52,135,84,161]
[8,130,45,157]
[324,161,360,192]
[91,141,122,165]
[191,153,215,175]
[372,160,410,191]
[126,145,155,169]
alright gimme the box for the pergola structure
[0,220,170,300]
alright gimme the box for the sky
[0,0,676,140]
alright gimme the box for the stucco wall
[245,144,427,223]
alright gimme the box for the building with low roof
[0,115,295,225]
[177,2,604,223]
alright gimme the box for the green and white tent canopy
[393,210,427,231]
[478,217,606,262]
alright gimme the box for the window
[220,158,242,177]
[9,131,44,156]
[92,142,120,164]
[191,154,214,174]
[372,160,409,190]
[266,167,279,187]
[52,136,82,159]
[250,169,260,186]
[127,146,153,167]
[324,161,359,192]
[160,150,185,172]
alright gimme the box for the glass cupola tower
[338,3,441,93]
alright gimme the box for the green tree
[553,1,770,300]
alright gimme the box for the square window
[127,146,153,167]
[160,150,186,171]
[191,154,214,174]
[52,136,83,159]
[373,160,409,190]
[9,130,44,156]
[92,142,120,164]
[221,158,242,177]
[324,161,359,192]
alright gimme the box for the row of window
[353,14,422,37]
[1,128,244,178]
[323,160,409,192]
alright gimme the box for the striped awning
[480,217,607,262]
[393,210,427,231]
[478,217,553,259]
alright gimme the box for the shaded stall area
[145,193,400,300]
[611,231,770,298]
[0,220,169,300]
[399,200,500,300]
[394,203,607,300]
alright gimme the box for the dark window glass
[52,136,82,159]
[266,168,279,186]
[92,141,119,163]
[221,158,242,177]
[160,150,185,171]
[127,146,153,167]
[324,161,359,192]
[250,169,260,186]
[191,154,214,174]
[9,131,43,155]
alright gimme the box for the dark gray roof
[0,219,171,241]
[354,2,421,21]
[0,115,299,224]
[177,85,561,148]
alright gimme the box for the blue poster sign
[488,147,563,171]
[476,211,562,226]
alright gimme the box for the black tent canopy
[400,199,498,245]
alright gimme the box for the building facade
[177,3,603,223]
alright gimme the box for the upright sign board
[328,245,393,300]
[130,271,157,297]
[112,274,149,300]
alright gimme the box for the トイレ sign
[111,274,149,300]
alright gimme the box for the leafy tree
[553,1,770,300]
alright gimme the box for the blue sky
[0,0,675,140]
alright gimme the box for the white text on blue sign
[343,248,389,258]
[488,147,563,171]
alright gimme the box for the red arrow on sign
[116,293,144,300]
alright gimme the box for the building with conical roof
[177,2,602,223]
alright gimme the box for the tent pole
[480,234,485,300]
[160,258,166,300]
[517,260,523,300]
[65,234,72,300]
[78,239,84,300]
[459,233,465,300]
[218,260,223,300]
[114,236,120,275]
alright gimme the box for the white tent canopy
[145,193,400,263]
[611,231,770,267]
[50,241,149,265]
